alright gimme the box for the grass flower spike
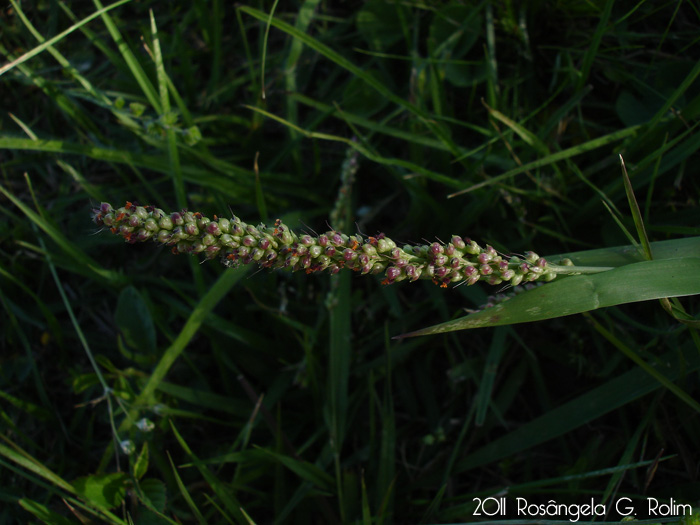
[92,202,571,288]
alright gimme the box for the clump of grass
[1,1,699,524]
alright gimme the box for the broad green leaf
[399,256,700,337]
[72,472,128,510]
[139,478,167,512]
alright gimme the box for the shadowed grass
[1,1,699,523]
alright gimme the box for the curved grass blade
[454,343,700,472]
[0,183,125,286]
[447,124,643,198]
[397,257,700,337]
[620,154,652,259]
[238,5,463,159]
[0,0,132,77]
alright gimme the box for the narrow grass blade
[8,0,111,108]
[448,124,643,197]
[454,343,700,472]
[325,271,351,521]
[620,155,652,259]
[375,343,396,516]
[0,437,76,494]
[254,447,334,491]
[135,266,250,405]
[291,94,451,151]
[238,5,463,158]
[170,422,247,523]
[483,100,550,155]
[0,183,124,285]
[576,0,613,91]
[92,0,161,112]
[644,51,700,131]
[284,0,322,158]
[398,257,700,337]
[0,0,132,77]
[166,451,207,525]
[589,314,700,413]
[475,328,507,426]
[148,9,186,210]
[19,499,76,525]
[243,105,461,187]
[253,152,269,223]
[0,137,251,195]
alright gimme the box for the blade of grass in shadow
[0,288,56,424]
[398,256,700,337]
[447,124,643,198]
[92,0,161,112]
[0,438,76,495]
[243,105,461,188]
[19,498,77,525]
[601,200,640,248]
[0,457,125,525]
[475,327,507,426]
[148,9,186,211]
[238,5,464,160]
[375,327,396,518]
[291,94,452,151]
[575,0,613,92]
[0,183,124,286]
[643,51,700,132]
[134,266,250,406]
[325,268,351,522]
[98,266,250,471]
[284,0,322,172]
[170,421,247,523]
[453,342,700,473]
[253,447,334,492]
[259,0,280,101]
[166,451,207,525]
[9,0,109,109]
[0,42,101,136]
[600,394,658,507]
[588,313,700,413]
[0,0,132,77]
[620,155,652,259]
[426,402,476,519]
[253,152,269,223]
[483,100,550,156]
[0,137,251,196]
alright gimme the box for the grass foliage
[1,1,700,523]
